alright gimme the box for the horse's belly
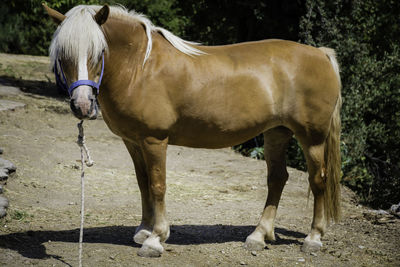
[168,115,281,149]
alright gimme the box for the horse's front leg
[137,136,169,257]
[123,140,154,244]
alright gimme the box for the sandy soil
[0,53,399,266]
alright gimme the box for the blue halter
[54,51,105,96]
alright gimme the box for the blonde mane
[49,5,204,68]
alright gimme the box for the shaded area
[0,224,306,260]
[0,76,66,99]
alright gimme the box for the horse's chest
[98,93,176,140]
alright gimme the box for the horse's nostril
[70,100,77,113]
[70,100,83,118]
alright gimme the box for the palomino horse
[44,4,342,257]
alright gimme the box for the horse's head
[44,4,110,120]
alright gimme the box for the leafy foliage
[298,0,400,208]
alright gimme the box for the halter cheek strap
[54,51,105,96]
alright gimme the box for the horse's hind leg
[123,140,153,244]
[244,127,292,251]
[301,142,327,252]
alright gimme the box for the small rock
[310,252,317,256]
[390,202,400,217]
[0,158,16,173]
[0,207,6,218]
[0,185,3,194]
[0,148,3,154]
[298,258,305,262]
[251,186,257,190]
[251,251,257,256]
[109,255,115,260]
[0,85,22,96]
[0,99,25,111]
[0,169,8,181]
[358,245,365,249]
[373,209,389,215]
[240,261,246,265]
[0,196,9,208]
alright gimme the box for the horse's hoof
[134,229,152,245]
[137,237,164,258]
[244,236,266,251]
[301,239,322,253]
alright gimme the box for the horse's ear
[94,5,110,26]
[42,3,66,24]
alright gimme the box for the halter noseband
[54,51,105,96]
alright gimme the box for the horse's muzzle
[70,97,98,120]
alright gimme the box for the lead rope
[76,120,94,267]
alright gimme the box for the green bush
[298,0,400,208]
[0,0,187,55]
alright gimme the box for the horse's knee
[150,182,166,200]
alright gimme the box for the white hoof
[137,236,164,258]
[244,234,266,251]
[301,236,323,252]
[134,228,152,245]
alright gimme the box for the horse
[44,4,342,258]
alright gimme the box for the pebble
[0,169,8,181]
[298,258,305,262]
[0,196,9,208]
[358,245,365,249]
[240,261,246,265]
[390,202,400,216]
[0,158,17,173]
[251,251,257,256]
[0,207,6,218]
[0,148,3,154]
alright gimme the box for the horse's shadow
[0,224,305,261]
[0,76,66,98]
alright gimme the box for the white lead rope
[76,120,94,267]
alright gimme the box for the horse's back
[166,40,340,147]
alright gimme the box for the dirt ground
[0,53,399,266]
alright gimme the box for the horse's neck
[104,18,148,72]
